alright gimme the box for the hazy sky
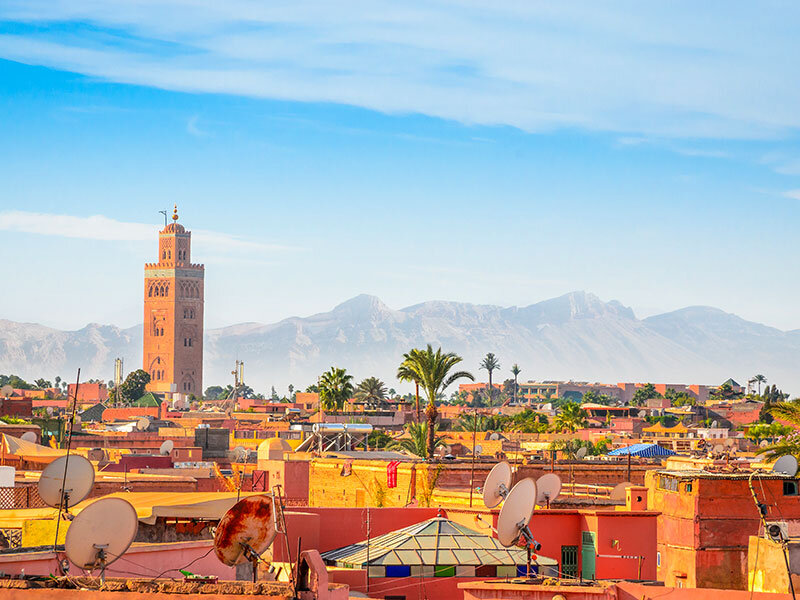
[1,2,799,331]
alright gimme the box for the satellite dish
[773,456,799,477]
[214,495,277,567]
[610,481,633,501]
[21,431,37,443]
[575,447,588,459]
[159,439,174,455]
[760,440,769,448]
[474,445,483,455]
[713,444,725,455]
[65,497,138,577]
[482,461,512,509]
[489,433,500,441]
[637,410,646,418]
[234,446,248,462]
[136,417,150,432]
[535,473,562,506]
[38,455,95,508]
[724,438,735,448]
[497,478,537,547]
[46,406,54,416]
[0,385,12,397]
[711,420,718,428]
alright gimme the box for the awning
[608,443,676,458]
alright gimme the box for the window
[657,551,661,567]
[561,545,578,578]
[784,481,798,496]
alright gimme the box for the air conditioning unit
[765,521,788,542]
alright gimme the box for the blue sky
[0,1,799,331]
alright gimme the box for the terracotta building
[142,205,204,397]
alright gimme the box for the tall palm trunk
[426,402,437,459]
[514,373,518,404]
[415,382,421,423]
[488,370,493,407]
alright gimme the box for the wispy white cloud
[0,211,296,253]
[186,115,208,138]
[0,1,799,139]
[783,190,800,201]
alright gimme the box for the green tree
[368,429,393,449]
[318,367,354,412]
[0,374,33,390]
[34,378,52,389]
[752,374,767,396]
[758,401,800,459]
[510,364,521,405]
[552,401,588,433]
[480,353,501,407]
[305,383,320,393]
[397,345,474,458]
[631,383,662,406]
[388,422,446,458]
[746,422,792,444]
[582,390,614,405]
[398,350,424,423]
[508,409,549,433]
[118,369,151,403]
[665,388,696,407]
[354,377,388,408]
[204,385,225,399]
[710,382,744,401]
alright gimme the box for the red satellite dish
[214,495,277,566]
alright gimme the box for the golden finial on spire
[172,204,179,221]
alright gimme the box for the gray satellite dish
[610,481,633,501]
[773,455,799,477]
[474,444,483,455]
[711,420,718,429]
[482,461,512,509]
[0,385,12,397]
[497,478,537,547]
[535,473,562,506]
[46,406,54,416]
[713,444,725,455]
[159,439,174,455]
[489,432,500,441]
[637,410,646,418]
[21,431,37,443]
[136,417,150,431]
[759,440,769,448]
[38,455,95,509]
[65,497,138,578]
[234,446,248,462]
[575,447,588,459]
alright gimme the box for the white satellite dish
[38,455,95,509]
[65,497,138,578]
[482,461,512,509]
[712,444,725,455]
[610,481,633,501]
[711,420,718,428]
[637,410,646,418]
[159,439,174,455]
[46,406,54,416]
[773,456,799,477]
[234,446,248,462]
[489,433,500,441]
[21,431,37,443]
[575,447,588,460]
[0,385,12,397]
[497,478,537,547]
[535,473,562,506]
[760,440,769,448]
[474,444,483,455]
[136,417,150,431]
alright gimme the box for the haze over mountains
[1,292,798,394]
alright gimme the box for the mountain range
[1,291,798,394]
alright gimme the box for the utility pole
[469,408,478,507]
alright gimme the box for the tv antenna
[158,210,168,227]
[38,454,95,510]
[482,461,512,508]
[65,497,138,583]
[214,495,277,582]
[535,473,562,508]
[159,439,174,456]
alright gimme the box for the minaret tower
[143,205,204,397]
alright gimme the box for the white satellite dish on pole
[482,461,512,509]
[38,455,95,509]
[610,481,633,502]
[711,420,719,428]
[496,478,539,547]
[159,439,174,455]
[713,444,725,455]
[535,473,562,507]
[575,447,588,460]
[474,444,483,455]
[46,406,54,416]
[234,446,248,462]
[21,431,37,443]
[136,417,150,432]
[489,432,501,441]
[65,497,138,580]
[773,456,799,477]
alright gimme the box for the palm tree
[759,401,800,459]
[397,345,474,458]
[398,349,424,423]
[354,377,388,408]
[480,353,500,407]
[753,374,767,396]
[318,367,354,412]
[510,364,521,405]
[388,422,446,457]
[552,401,588,433]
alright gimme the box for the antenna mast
[158,209,168,227]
